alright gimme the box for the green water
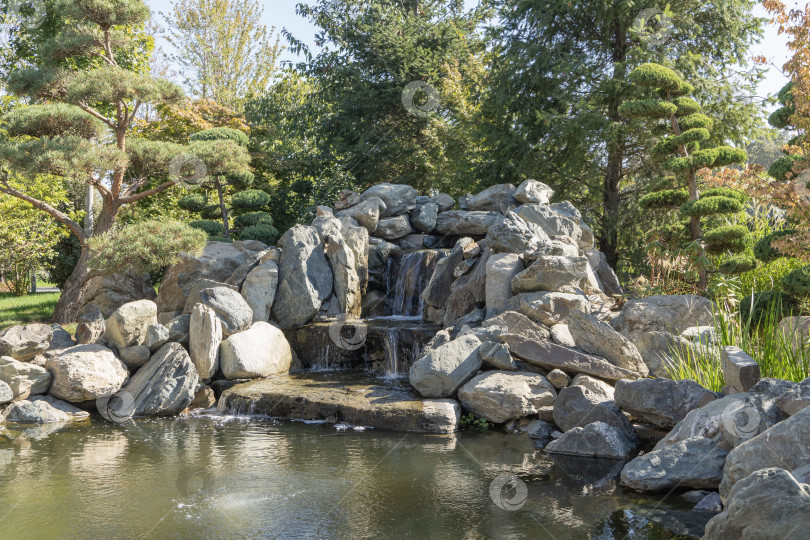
[0,415,709,539]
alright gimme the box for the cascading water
[386,250,446,318]
[381,329,400,379]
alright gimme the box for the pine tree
[0,0,251,322]
[620,63,749,289]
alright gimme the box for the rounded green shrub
[753,230,794,263]
[768,107,793,130]
[680,196,744,218]
[190,127,249,146]
[704,224,749,254]
[189,220,225,237]
[200,204,223,220]
[719,254,757,275]
[231,189,270,210]
[768,154,804,181]
[674,97,700,115]
[701,187,747,203]
[713,146,748,167]
[665,156,693,173]
[227,171,255,188]
[619,99,678,119]
[178,193,207,213]
[679,113,713,131]
[781,265,810,298]
[677,128,709,144]
[640,189,689,209]
[628,63,683,91]
[234,211,274,230]
[239,224,279,246]
[740,291,794,325]
[691,148,720,168]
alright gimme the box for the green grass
[0,292,60,330]
[667,298,810,391]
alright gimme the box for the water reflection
[0,416,707,539]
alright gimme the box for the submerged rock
[4,395,89,423]
[545,421,637,460]
[457,371,556,424]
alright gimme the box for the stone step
[217,373,460,433]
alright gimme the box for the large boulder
[273,225,333,328]
[337,218,369,295]
[113,343,198,417]
[375,215,414,240]
[76,305,105,345]
[181,279,237,314]
[614,378,717,429]
[443,247,490,326]
[465,183,518,213]
[610,295,714,339]
[571,374,615,401]
[595,251,623,296]
[545,421,637,460]
[514,179,554,204]
[335,196,386,233]
[457,371,556,423]
[566,310,648,377]
[422,238,471,310]
[409,334,482,398]
[434,211,502,236]
[79,271,157,318]
[0,356,52,398]
[0,323,53,361]
[719,405,810,499]
[511,256,591,294]
[0,380,11,404]
[410,202,438,233]
[506,291,589,326]
[103,300,158,349]
[46,344,128,402]
[620,437,729,491]
[4,395,89,423]
[632,331,698,378]
[157,240,266,314]
[485,253,524,315]
[504,335,641,381]
[325,232,362,318]
[361,183,417,217]
[478,310,550,342]
[484,212,549,255]
[240,259,279,323]
[513,204,582,244]
[189,303,222,381]
[219,322,293,380]
[552,385,638,441]
[198,287,253,336]
[777,377,810,416]
[705,468,810,540]
[722,346,761,393]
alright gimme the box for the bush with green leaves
[43,234,82,291]
[239,224,279,245]
[189,220,225,237]
[753,230,793,262]
[781,265,810,298]
[459,413,493,431]
[620,63,749,287]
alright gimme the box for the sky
[145,0,792,104]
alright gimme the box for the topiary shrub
[178,193,207,213]
[239,224,279,246]
[740,291,794,325]
[718,254,757,275]
[189,220,225,237]
[768,154,804,181]
[640,189,689,209]
[189,127,249,146]
[753,230,794,263]
[701,187,747,203]
[231,189,271,210]
[200,204,223,220]
[781,265,810,298]
[704,224,749,255]
[233,211,274,230]
[680,196,744,218]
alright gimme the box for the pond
[0,414,710,539]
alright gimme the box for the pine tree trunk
[686,169,708,291]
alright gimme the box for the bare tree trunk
[686,169,708,291]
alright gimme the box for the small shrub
[740,291,794,325]
[43,233,82,290]
[781,265,810,298]
[231,189,270,210]
[768,154,804,181]
[178,193,207,213]
[753,230,794,263]
[704,224,749,255]
[189,127,249,146]
[239,224,279,246]
[189,220,225,237]
[233,211,274,230]
[201,204,223,220]
[719,254,757,275]
[680,196,744,218]
[701,187,747,203]
[460,413,493,431]
[640,189,689,209]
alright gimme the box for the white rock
[220,322,293,379]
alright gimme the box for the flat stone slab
[217,373,460,433]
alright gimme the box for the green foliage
[459,413,493,431]
[678,113,714,131]
[208,236,232,243]
[628,63,683,91]
[200,204,222,219]
[753,230,794,262]
[768,154,804,181]
[189,127,249,146]
[178,193,207,213]
[701,187,747,203]
[2,104,107,139]
[769,83,795,130]
[88,220,207,276]
[674,97,700,115]
[233,211,273,229]
[189,220,225,237]
[718,254,757,275]
[640,189,689,209]
[704,224,749,255]
[740,291,795,327]
[680,196,744,218]
[781,265,810,298]
[618,99,677,119]
[0,293,62,331]
[43,234,82,291]
[238,224,279,246]
[231,189,270,210]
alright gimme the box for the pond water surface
[0,414,710,539]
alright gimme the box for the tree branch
[118,179,178,204]
[77,103,115,128]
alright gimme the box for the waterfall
[382,329,401,379]
[386,250,445,318]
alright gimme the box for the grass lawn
[0,292,61,330]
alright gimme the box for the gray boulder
[334,189,362,211]
[458,371,556,423]
[620,437,729,491]
[410,202,438,233]
[506,291,589,326]
[546,369,571,389]
[614,378,717,428]
[552,385,638,441]
[485,253,524,315]
[567,310,648,377]
[112,343,198,417]
[240,259,279,323]
[103,300,158,349]
[513,204,582,244]
[422,238,471,309]
[610,294,714,339]
[335,196,386,233]
[511,256,590,294]
[46,344,129,403]
[632,331,699,378]
[0,323,53,361]
[430,193,455,211]
[76,305,105,345]
[375,215,414,240]
[324,232,362,317]
[47,325,75,352]
[466,183,518,213]
[4,395,89,423]
[478,342,517,370]
[219,322,293,380]
[443,247,490,327]
[595,251,623,296]
[118,345,151,369]
[550,324,576,347]
[273,225,333,328]
[78,271,157,318]
[719,405,810,499]
[165,314,190,345]
[199,287,253,336]
[485,212,549,255]
[434,211,502,236]
[145,324,169,351]
[0,355,52,398]
[479,310,550,342]
[0,380,12,404]
[181,279,237,314]
[362,183,417,217]
[571,374,615,400]
[189,303,222,381]
[409,334,482,398]
[705,468,810,540]
[777,377,810,416]
[545,421,637,460]
[722,346,761,393]
[514,179,554,204]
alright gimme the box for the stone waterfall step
[217,373,460,433]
